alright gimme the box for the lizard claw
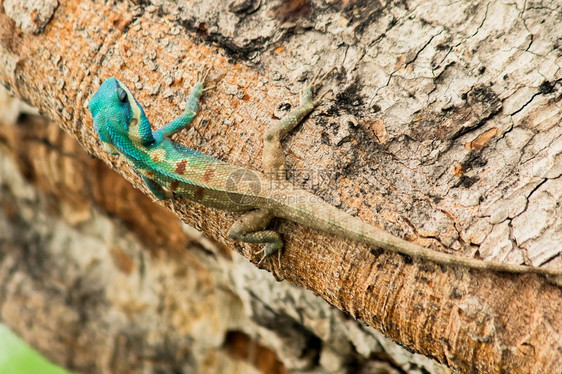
[309,66,338,91]
[202,85,216,93]
[310,66,338,88]
[255,248,267,266]
[195,66,215,94]
[301,66,338,106]
[197,66,211,85]
[277,249,282,269]
[255,244,282,268]
[256,250,282,269]
[313,88,334,106]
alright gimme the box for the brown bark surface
[0,0,561,373]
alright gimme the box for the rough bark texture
[0,92,448,374]
[0,0,561,373]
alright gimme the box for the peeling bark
[0,0,561,373]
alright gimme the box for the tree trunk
[0,0,561,373]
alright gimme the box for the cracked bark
[0,1,561,373]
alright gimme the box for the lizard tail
[269,186,562,277]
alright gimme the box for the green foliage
[0,325,69,374]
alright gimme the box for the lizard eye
[116,87,128,103]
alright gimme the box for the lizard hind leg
[262,67,336,179]
[227,209,283,266]
[257,67,337,266]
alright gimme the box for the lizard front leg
[228,69,335,265]
[142,68,210,211]
[152,68,210,143]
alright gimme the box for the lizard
[87,68,562,280]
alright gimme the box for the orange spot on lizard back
[203,168,215,182]
[176,159,187,175]
[152,154,160,162]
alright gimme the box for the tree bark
[0,93,448,373]
[0,0,561,373]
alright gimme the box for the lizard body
[88,71,562,278]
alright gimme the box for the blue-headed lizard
[88,68,562,279]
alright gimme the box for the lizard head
[89,77,136,136]
[89,77,155,156]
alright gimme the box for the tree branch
[1,1,561,372]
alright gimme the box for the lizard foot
[301,66,338,106]
[197,66,216,93]
[256,242,283,268]
[197,65,211,84]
